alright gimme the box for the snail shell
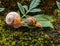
[26,16,42,28]
[6,12,24,28]
[27,16,37,26]
[6,12,15,25]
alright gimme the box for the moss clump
[0,16,60,46]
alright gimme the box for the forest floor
[0,0,60,46]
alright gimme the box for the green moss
[0,17,60,46]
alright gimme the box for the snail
[6,12,24,28]
[26,16,42,28]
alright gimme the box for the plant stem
[22,9,31,18]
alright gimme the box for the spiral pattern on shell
[27,16,37,26]
[6,12,24,28]
[26,16,42,28]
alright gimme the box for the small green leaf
[17,2,25,15]
[30,0,40,9]
[40,15,53,21]
[0,8,5,12]
[23,14,54,28]
[30,9,41,12]
[56,1,60,9]
[23,5,28,11]
[34,14,54,28]
[34,14,52,21]
[38,21,54,28]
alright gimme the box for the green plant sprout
[56,1,60,17]
[17,0,54,28]
[17,0,41,18]
[0,8,5,12]
[56,1,60,10]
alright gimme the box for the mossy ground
[0,16,60,46]
[0,0,60,46]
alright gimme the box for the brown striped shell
[26,16,42,28]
